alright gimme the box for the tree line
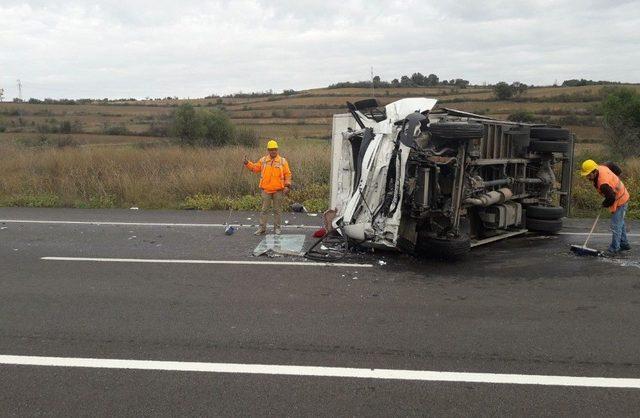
[329,73,470,89]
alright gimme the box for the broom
[224,158,249,236]
[570,213,601,256]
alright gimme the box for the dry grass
[0,132,165,146]
[0,140,330,210]
[2,84,638,214]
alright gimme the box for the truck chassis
[329,98,574,258]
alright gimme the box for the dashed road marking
[41,256,372,268]
[0,355,638,388]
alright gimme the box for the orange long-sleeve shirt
[245,155,292,194]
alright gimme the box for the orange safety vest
[245,155,292,194]
[596,165,629,213]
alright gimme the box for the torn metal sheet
[253,234,306,257]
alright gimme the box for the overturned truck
[329,98,574,258]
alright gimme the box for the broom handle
[583,213,601,248]
[226,160,248,225]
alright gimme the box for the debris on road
[291,203,306,213]
[253,234,306,257]
[378,260,387,266]
[129,207,139,210]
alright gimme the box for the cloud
[0,0,638,98]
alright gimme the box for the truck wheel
[530,127,571,141]
[526,205,565,220]
[428,123,484,140]
[417,233,471,259]
[529,140,569,154]
[525,217,563,234]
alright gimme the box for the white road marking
[559,232,640,237]
[0,219,318,229]
[41,257,373,268]
[0,355,638,388]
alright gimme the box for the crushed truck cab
[329,98,574,258]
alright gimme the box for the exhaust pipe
[464,188,513,207]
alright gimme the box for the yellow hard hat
[580,159,598,176]
[267,139,278,149]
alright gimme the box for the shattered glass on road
[253,234,306,257]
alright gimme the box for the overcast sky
[1,0,639,99]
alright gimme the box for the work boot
[620,243,631,252]
[254,227,266,236]
[603,250,620,258]
[274,227,282,235]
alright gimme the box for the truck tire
[526,205,565,220]
[530,127,571,141]
[417,233,471,259]
[529,140,570,154]
[525,217,563,234]
[428,123,484,140]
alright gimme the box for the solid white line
[0,355,638,388]
[559,232,640,237]
[41,257,373,268]
[0,219,318,229]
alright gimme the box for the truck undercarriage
[329,98,574,258]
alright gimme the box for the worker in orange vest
[244,139,292,235]
[580,159,631,256]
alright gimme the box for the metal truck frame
[329,97,574,258]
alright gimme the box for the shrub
[59,120,73,134]
[233,126,259,147]
[171,103,203,145]
[601,87,640,157]
[200,109,235,147]
[300,198,327,213]
[507,110,536,123]
[2,194,60,208]
[103,124,130,135]
[494,82,513,100]
[181,193,229,210]
[170,104,235,147]
[229,194,261,211]
[87,194,117,208]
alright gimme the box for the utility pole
[0,87,4,102]
[17,79,22,101]
[370,66,375,98]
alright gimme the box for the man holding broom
[244,139,292,235]
[580,159,631,256]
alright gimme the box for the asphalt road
[1,208,639,416]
